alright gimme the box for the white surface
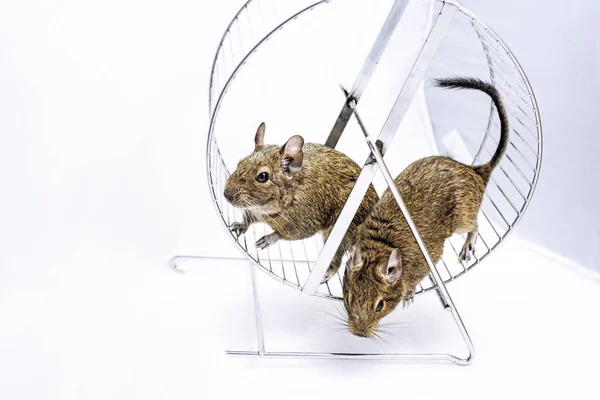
[1,0,599,399]
[1,239,599,399]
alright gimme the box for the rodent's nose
[348,324,373,338]
[224,187,235,203]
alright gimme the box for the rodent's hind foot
[458,232,477,263]
[255,233,280,250]
[229,222,248,238]
[458,240,476,263]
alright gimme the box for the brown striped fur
[224,123,379,281]
[343,77,509,337]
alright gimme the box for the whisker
[314,320,347,328]
[332,301,349,319]
[318,309,348,325]
[329,302,349,322]
[330,327,349,333]
[326,328,347,335]
[379,335,392,345]
[372,331,391,349]
[378,321,416,328]
[377,328,410,345]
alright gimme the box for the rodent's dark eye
[256,171,269,183]
[375,300,384,312]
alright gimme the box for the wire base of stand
[169,255,474,366]
[225,350,472,366]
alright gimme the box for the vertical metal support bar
[366,137,474,362]
[376,4,457,145]
[250,262,266,356]
[346,85,450,309]
[431,274,450,308]
[324,0,410,148]
[303,3,457,295]
[302,165,378,294]
[364,137,443,298]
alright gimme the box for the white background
[1,0,599,399]
[449,0,600,272]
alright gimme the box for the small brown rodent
[342,77,509,338]
[223,123,379,282]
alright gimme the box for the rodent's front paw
[229,222,248,238]
[255,233,279,250]
[401,291,415,310]
[320,266,337,284]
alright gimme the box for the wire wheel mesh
[206,0,542,300]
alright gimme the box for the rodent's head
[223,122,305,214]
[342,242,407,338]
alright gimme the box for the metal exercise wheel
[202,0,542,298]
[174,0,542,365]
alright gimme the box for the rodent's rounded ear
[378,248,402,284]
[279,135,304,177]
[347,244,363,273]
[254,122,266,150]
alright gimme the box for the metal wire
[204,0,542,302]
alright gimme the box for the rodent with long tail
[343,77,509,338]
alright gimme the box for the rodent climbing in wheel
[342,77,510,338]
[223,123,379,284]
[171,0,543,364]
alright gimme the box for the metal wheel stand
[173,0,482,365]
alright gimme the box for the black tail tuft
[434,76,509,181]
